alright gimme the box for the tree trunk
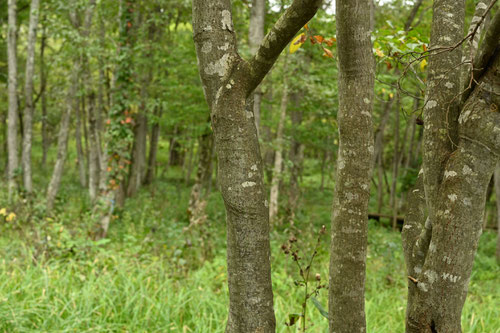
[7,0,19,200]
[46,70,78,211]
[87,91,100,202]
[402,5,500,332]
[144,107,161,185]
[40,17,49,167]
[329,1,374,332]
[374,97,393,214]
[390,98,401,229]
[193,0,321,331]
[127,112,148,197]
[286,96,305,225]
[269,56,289,223]
[187,128,214,228]
[21,0,40,195]
[75,94,87,188]
[404,0,424,31]
[249,0,266,137]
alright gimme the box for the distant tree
[7,0,19,200]
[192,0,321,331]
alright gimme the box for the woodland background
[0,0,499,332]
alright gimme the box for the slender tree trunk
[404,0,424,31]
[127,112,148,197]
[329,1,374,332]
[40,17,49,167]
[391,99,401,229]
[87,91,100,201]
[187,128,214,228]
[249,0,266,137]
[374,97,393,213]
[193,0,321,331]
[269,56,289,223]
[7,0,19,200]
[21,0,40,195]
[286,95,305,224]
[46,69,78,211]
[145,107,161,185]
[75,95,87,188]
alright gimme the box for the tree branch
[246,0,322,94]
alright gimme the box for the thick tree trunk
[7,0,19,200]
[402,6,500,331]
[193,0,321,331]
[328,1,375,332]
[46,70,78,211]
[269,57,288,223]
[21,0,40,195]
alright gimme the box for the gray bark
[193,0,321,331]
[21,0,40,194]
[249,0,266,137]
[127,112,148,197]
[402,4,500,331]
[87,91,100,201]
[269,56,288,223]
[40,18,49,167]
[328,1,375,332]
[7,0,19,200]
[75,85,87,188]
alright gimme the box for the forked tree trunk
[7,0,19,200]
[329,1,375,332]
[21,0,40,195]
[402,5,500,332]
[269,56,289,223]
[193,1,321,331]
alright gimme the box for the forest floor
[0,163,498,332]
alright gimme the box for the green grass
[0,168,498,332]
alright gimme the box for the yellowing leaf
[0,208,6,216]
[420,58,428,71]
[375,48,385,58]
[389,93,394,99]
[304,23,309,30]
[290,33,306,54]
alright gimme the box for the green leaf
[311,297,329,318]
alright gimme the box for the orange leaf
[309,36,317,45]
[324,38,335,47]
[423,44,428,52]
[304,23,309,30]
[322,48,334,59]
[314,35,324,43]
[385,60,392,70]
[125,117,132,124]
